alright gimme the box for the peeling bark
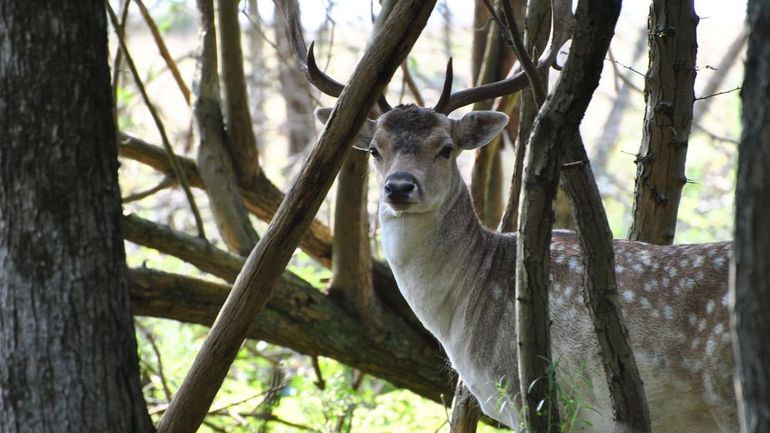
[732,2,770,431]
[629,0,698,245]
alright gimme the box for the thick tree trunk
[629,0,698,245]
[732,1,770,431]
[0,1,153,432]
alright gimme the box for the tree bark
[0,1,153,431]
[118,135,422,329]
[217,0,262,187]
[629,0,698,245]
[560,133,650,433]
[155,2,437,431]
[129,268,453,404]
[470,5,518,228]
[515,0,624,431]
[732,1,770,431]
[448,380,482,433]
[193,0,260,256]
[500,0,551,232]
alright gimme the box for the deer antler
[306,43,393,113]
[273,1,392,113]
[433,0,574,114]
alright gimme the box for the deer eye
[369,147,381,160]
[439,146,453,159]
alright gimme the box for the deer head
[316,104,508,215]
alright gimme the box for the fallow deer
[308,32,736,433]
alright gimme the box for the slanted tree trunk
[629,0,698,245]
[0,1,153,431]
[155,2,438,431]
[732,1,770,431]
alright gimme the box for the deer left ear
[451,111,509,150]
[315,107,376,151]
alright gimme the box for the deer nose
[384,172,418,201]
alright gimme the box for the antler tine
[277,2,392,113]
[306,41,344,97]
[306,42,392,113]
[433,58,454,114]
[438,0,574,114]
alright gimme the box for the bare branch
[106,3,207,240]
[128,268,453,404]
[217,0,262,185]
[192,0,259,256]
[135,0,192,104]
[155,3,439,431]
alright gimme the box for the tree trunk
[500,0,551,233]
[732,1,770,431]
[0,1,153,432]
[194,0,260,256]
[155,2,438,431]
[629,0,698,245]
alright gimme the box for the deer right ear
[452,111,509,150]
[314,108,376,151]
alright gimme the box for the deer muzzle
[383,172,420,208]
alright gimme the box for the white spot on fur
[668,267,678,278]
[713,323,724,335]
[706,338,716,356]
[714,256,726,268]
[688,314,697,326]
[693,255,704,267]
[706,300,715,314]
[563,285,574,297]
[663,305,674,320]
[640,297,652,310]
[623,290,635,302]
[568,257,582,273]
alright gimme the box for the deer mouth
[385,199,418,212]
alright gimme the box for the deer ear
[451,111,509,150]
[314,108,334,125]
[314,108,376,151]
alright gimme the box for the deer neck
[379,168,489,341]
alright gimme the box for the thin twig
[605,55,646,77]
[311,356,326,390]
[134,0,192,104]
[694,86,742,101]
[106,1,207,240]
[136,321,174,401]
[122,175,177,203]
[400,60,426,106]
[111,0,132,107]
[493,0,546,105]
